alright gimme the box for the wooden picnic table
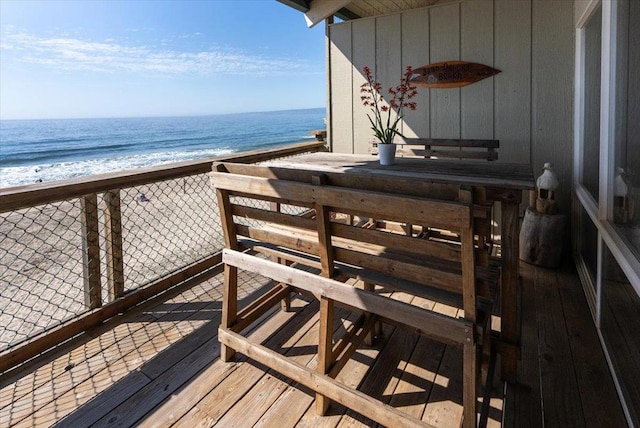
[265,152,535,383]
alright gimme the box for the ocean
[0,108,325,188]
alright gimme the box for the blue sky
[0,0,326,120]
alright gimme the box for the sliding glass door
[575,1,640,425]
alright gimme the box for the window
[578,204,598,303]
[575,2,640,424]
[601,246,640,426]
[581,4,602,201]
[611,0,640,259]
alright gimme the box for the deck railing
[0,141,325,374]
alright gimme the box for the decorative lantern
[532,162,560,214]
[613,167,634,224]
[520,162,566,268]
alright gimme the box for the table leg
[501,199,520,383]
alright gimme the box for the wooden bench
[210,161,497,428]
[371,137,499,161]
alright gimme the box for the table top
[267,152,535,191]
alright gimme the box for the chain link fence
[119,175,222,291]
[1,201,86,349]
[0,143,323,355]
[0,174,223,352]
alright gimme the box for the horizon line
[0,106,326,122]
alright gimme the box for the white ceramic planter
[378,143,397,165]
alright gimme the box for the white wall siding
[494,0,532,165]
[461,0,494,140]
[401,7,431,138]
[328,23,353,153]
[327,0,574,213]
[430,3,461,139]
[351,19,376,153]
[532,0,574,213]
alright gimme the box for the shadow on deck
[0,261,626,427]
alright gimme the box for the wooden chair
[210,161,497,428]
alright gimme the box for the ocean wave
[0,109,326,188]
[0,147,235,188]
[0,142,142,166]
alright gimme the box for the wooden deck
[0,261,627,427]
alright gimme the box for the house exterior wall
[327,0,574,214]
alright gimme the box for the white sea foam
[0,148,234,188]
[0,109,325,189]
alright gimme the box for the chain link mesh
[0,173,224,352]
[0,201,86,349]
[119,174,222,290]
[0,148,321,354]
[0,174,224,351]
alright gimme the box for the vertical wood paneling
[401,8,431,138]
[376,14,402,95]
[327,1,575,217]
[329,23,353,153]
[363,14,402,153]
[461,0,494,139]
[430,3,461,138]
[495,0,532,164]
[351,18,377,154]
[532,0,574,213]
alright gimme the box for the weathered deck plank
[556,266,627,427]
[502,262,542,428]
[534,267,586,427]
[1,262,627,428]
[95,286,307,427]
[388,334,445,421]
[3,283,219,427]
[14,298,223,426]
[0,277,216,406]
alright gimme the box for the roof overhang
[277,0,445,26]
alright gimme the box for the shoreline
[0,108,326,188]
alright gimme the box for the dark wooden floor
[0,261,627,427]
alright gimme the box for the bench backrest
[210,162,478,321]
[371,138,499,161]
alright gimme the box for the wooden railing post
[81,194,102,309]
[104,190,125,301]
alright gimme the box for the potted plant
[360,65,418,165]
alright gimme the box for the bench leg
[463,342,478,428]
[280,293,292,312]
[363,282,380,346]
[276,257,293,312]
[221,264,238,362]
[316,296,334,415]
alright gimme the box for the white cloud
[0,31,311,75]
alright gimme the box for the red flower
[360,65,418,144]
